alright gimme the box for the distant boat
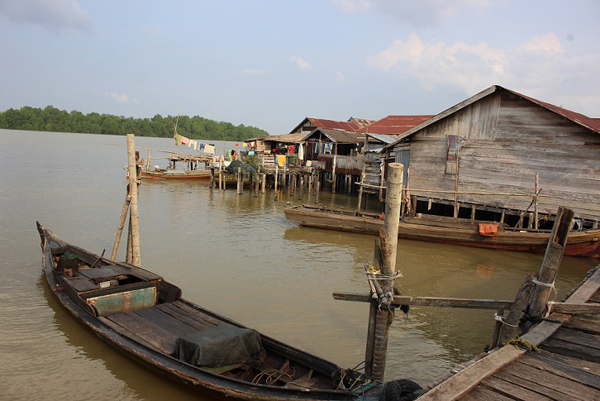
[140,153,213,180]
[284,205,600,258]
[37,222,410,400]
[140,168,212,180]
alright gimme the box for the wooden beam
[549,302,600,315]
[333,292,514,310]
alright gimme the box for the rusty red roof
[308,118,362,132]
[357,115,434,135]
[504,88,600,134]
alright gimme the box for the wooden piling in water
[365,162,403,381]
[125,134,141,266]
[254,174,259,197]
[528,206,574,319]
[261,173,266,194]
[237,167,243,195]
[298,175,304,201]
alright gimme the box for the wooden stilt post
[126,134,141,266]
[261,173,266,194]
[282,163,287,195]
[365,163,403,382]
[497,206,574,345]
[219,156,224,190]
[332,153,337,194]
[534,173,539,230]
[315,171,321,204]
[529,207,574,319]
[358,162,366,212]
[298,175,304,201]
[254,174,259,197]
[274,163,279,198]
[237,167,243,195]
[210,167,215,188]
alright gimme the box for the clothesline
[174,133,215,155]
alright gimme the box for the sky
[1,0,599,135]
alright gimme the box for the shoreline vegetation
[0,105,268,141]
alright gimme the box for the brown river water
[0,129,597,400]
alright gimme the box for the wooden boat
[37,222,399,400]
[139,153,213,180]
[284,205,600,258]
[140,168,211,180]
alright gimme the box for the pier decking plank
[420,266,600,401]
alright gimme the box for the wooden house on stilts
[382,85,600,228]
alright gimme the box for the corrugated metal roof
[308,118,362,132]
[262,133,308,143]
[366,133,400,144]
[304,128,365,144]
[357,115,434,135]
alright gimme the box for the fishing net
[226,160,257,175]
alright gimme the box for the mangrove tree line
[0,105,268,141]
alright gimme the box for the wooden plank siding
[398,89,600,218]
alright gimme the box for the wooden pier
[419,264,600,400]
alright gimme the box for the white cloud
[242,68,266,76]
[366,32,600,116]
[0,0,92,32]
[102,92,136,104]
[335,72,348,83]
[289,56,313,71]
[367,32,506,93]
[332,0,494,26]
[522,33,563,55]
[331,0,370,13]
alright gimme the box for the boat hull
[284,206,600,258]
[37,224,380,400]
[140,170,212,180]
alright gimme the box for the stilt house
[383,85,600,224]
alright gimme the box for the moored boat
[284,205,600,258]
[37,222,413,400]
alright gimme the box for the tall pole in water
[365,162,403,381]
[126,134,141,266]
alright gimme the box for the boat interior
[46,238,371,393]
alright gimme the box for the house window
[445,135,463,175]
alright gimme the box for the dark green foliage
[0,106,269,140]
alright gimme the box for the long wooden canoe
[284,205,600,258]
[37,223,413,401]
[140,169,212,180]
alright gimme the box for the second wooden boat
[284,205,600,258]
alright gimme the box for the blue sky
[1,0,599,135]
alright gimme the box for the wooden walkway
[419,266,600,401]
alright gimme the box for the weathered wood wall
[402,90,600,218]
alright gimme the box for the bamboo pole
[126,134,141,266]
[110,187,131,262]
[365,162,403,381]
